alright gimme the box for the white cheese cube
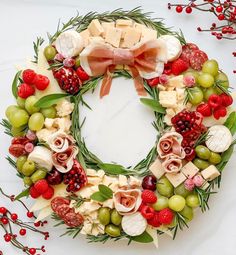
[201,181,210,190]
[201,165,220,181]
[167,75,184,88]
[176,88,185,101]
[121,28,141,48]
[166,108,176,117]
[105,27,122,48]
[116,19,133,27]
[102,199,114,209]
[87,176,102,186]
[159,91,177,108]
[88,19,104,36]
[119,175,128,187]
[141,27,157,41]
[101,21,115,37]
[88,36,104,44]
[164,115,172,126]
[134,22,146,32]
[166,172,187,188]
[181,162,200,178]
[86,169,97,176]
[129,176,142,188]
[149,158,165,179]
[79,29,90,47]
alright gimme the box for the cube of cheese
[166,172,187,188]
[149,158,165,179]
[159,91,177,108]
[101,21,115,37]
[129,176,142,188]
[88,19,104,36]
[141,27,157,41]
[116,19,133,27]
[88,36,104,44]
[181,162,200,178]
[105,27,122,48]
[176,88,185,102]
[102,199,114,209]
[80,29,90,47]
[201,181,210,190]
[119,175,128,187]
[166,108,176,118]
[134,22,146,32]
[167,75,184,88]
[201,165,220,181]
[87,176,102,186]
[121,28,141,48]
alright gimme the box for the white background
[0,0,236,255]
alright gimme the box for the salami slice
[63,212,84,227]
[180,43,199,64]
[56,204,72,218]
[51,197,70,212]
[11,137,30,145]
[190,50,208,71]
[9,144,26,157]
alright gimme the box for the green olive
[209,152,222,165]
[17,97,26,108]
[23,176,33,187]
[186,194,200,208]
[152,196,169,211]
[193,158,210,170]
[40,106,57,118]
[195,145,211,160]
[110,209,122,226]
[98,207,111,226]
[21,160,36,176]
[31,168,47,183]
[105,224,121,237]
[44,45,57,61]
[74,56,81,68]
[16,156,27,173]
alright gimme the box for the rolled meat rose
[52,146,78,173]
[162,156,182,174]
[157,131,185,159]
[48,131,75,153]
[113,189,142,216]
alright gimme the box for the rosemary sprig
[172,212,189,239]
[214,80,231,95]
[68,194,86,208]
[194,131,210,147]
[33,37,44,63]
[51,213,65,227]
[6,156,17,169]
[48,60,64,71]
[0,119,13,137]
[87,232,129,244]
[195,187,216,212]
[60,226,83,239]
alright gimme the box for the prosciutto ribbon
[80,39,167,98]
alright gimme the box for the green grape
[31,168,47,183]
[203,87,218,101]
[5,105,20,119]
[44,45,57,61]
[16,156,27,173]
[188,87,204,105]
[10,109,29,128]
[75,56,81,68]
[98,208,111,226]
[156,177,174,198]
[40,106,57,118]
[28,113,44,131]
[193,158,210,170]
[174,183,192,198]
[215,72,229,94]
[152,196,169,211]
[186,194,200,208]
[195,145,211,160]
[209,152,222,165]
[202,59,219,76]
[111,209,122,226]
[168,195,186,212]
[17,97,26,108]
[11,126,26,137]
[23,176,33,187]
[25,96,40,114]
[105,224,121,237]
[179,205,194,221]
[21,160,36,176]
[198,73,215,88]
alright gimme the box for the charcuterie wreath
[2,7,236,250]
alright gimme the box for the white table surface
[0,0,236,254]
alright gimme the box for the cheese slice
[80,29,90,47]
[141,27,157,41]
[121,27,141,48]
[105,27,122,47]
[116,19,133,27]
[88,19,104,36]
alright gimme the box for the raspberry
[76,67,90,81]
[171,59,189,76]
[140,205,155,219]
[158,208,174,225]
[213,106,227,120]
[34,179,49,194]
[208,94,222,109]
[141,190,157,204]
[163,62,172,75]
[221,93,233,107]
[34,74,50,91]
[196,103,212,117]
[22,69,37,84]
[18,83,35,99]
[147,77,159,87]
[29,186,40,199]
[42,186,54,200]
[159,74,169,85]
[147,212,161,227]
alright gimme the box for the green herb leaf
[14,188,30,200]
[12,71,22,98]
[98,163,128,175]
[131,231,154,243]
[224,111,236,135]
[98,184,113,199]
[90,192,107,202]
[34,93,70,108]
[140,98,166,114]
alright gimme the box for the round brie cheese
[159,35,182,61]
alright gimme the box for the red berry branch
[0,188,48,255]
[168,0,236,73]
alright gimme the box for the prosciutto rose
[113,189,142,215]
[48,131,75,153]
[52,146,78,173]
[157,131,185,159]
[162,156,182,174]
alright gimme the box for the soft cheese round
[159,35,182,61]
[206,125,232,153]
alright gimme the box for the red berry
[34,221,41,227]
[163,62,172,75]
[196,103,212,117]
[76,67,90,81]
[159,74,169,85]
[221,93,233,107]
[218,14,225,20]
[42,186,54,200]
[142,175,157,191]
[18,83,35,99]
[158,208,174,225]
[29,186,40,199]
[208,94,222,109]
[0,207,7,214]
[185,6,192,14]
[63,58,76,68]
[216,5,223,13]
[184,146,196,161]
[147,77,159,87]
[34,180,49,194]
[147,212,161,227]
[29,248,36,255]
[171,59,189,76]
[213,106,227,120]
[1,217,9,225]
[183,75,195,87]
[27,211,34,218]
[11,213,18,221]
[141,190,157,204]
[34,74,50,91]
[25,142,34,153]
[140,205,155,220]
[22,69,36,84]
[4,234,12,242]
[176,5,183,13]
[19,229,26,236]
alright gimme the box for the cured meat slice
[190,50,208,70]
[180,43,199,64]
[51,197,70,212]
[63,212,84,227]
